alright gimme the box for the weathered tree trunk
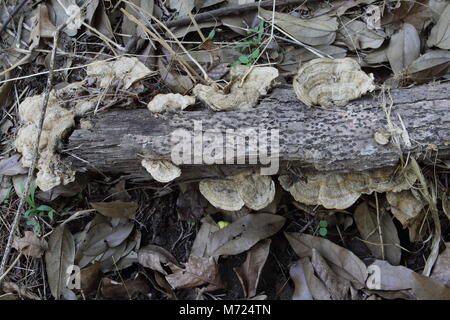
[65,83,450,182]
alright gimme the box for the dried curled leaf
[86,57,154,89]
[141,159,181,183]
[193,65,278,111]
[336,17,386,50]
[13,231,48,258]
[387,23,420,74]
[147,93,195,113]
[279,164,417,210]
[406,50,450,83]
[259,8,338,46]
[199,171,275,211]
[386,190,424,228]
[427,4,450,49]
[293,58,375,108]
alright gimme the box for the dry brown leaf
[0,154,28,176]
[176,186,206,222]
[311,249,351,300]
[138,245,179,275]
[386,190,424,227]
[259,8,338,46]
[381,0,431,32]
[1,282,40,300]
[406,50,450,83]
[386,23,420,74]
[285,232,367,286]
[165,256,223,290]
[233,239,271,298]
[430,243,450,288]
[293,58,375,108]
[13,231,48,258]
[190,216,220,258]
[90,201,139,219]
[354,202,401,265]
[45,225,75,299]
[80,263,102,296]
[29,4,57,49]
[337,17,386,50]
[207,213,285,256]
[158,57,194,93]
[427,4,450,49]
[47,0,81,36]
[98,276,150,299]
[290,257,331,300]
[85,0,113,39]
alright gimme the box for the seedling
[19,180,56,235]
[231,21,266,67]
[319,220,328,237]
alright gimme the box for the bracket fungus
[293,58,375,108]
[193,65,279,111]
[141,159,181,183]
[15,82,95,191]
[199,171,275,211]
[147,93,195,113]
[279,164,417,210]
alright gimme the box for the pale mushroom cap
[293,57,375,108]
[142,159,181,183]
[199,179,245,211]
[147,93,195,113]
[236,173,276,210]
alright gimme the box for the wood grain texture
[65,83,450,182]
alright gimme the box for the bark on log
[65,83,450,182]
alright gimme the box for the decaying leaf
[311,249,351,300]
[259,8,338,46]
[85,0,114,39]
[45,225,76,299]
[430,243,450,288]
[47,0,81,36]
[86,57,154,89]
[193,65,278,111]
[98,276,150,299]
[233,239,271,298]
[386,190,424,229]
[1,282,40,300]
[279,164,417,210]
[29,4,57,49]
[427,4,450,49]
[293,58,375,108]
[285,232,367,287]
[165,256,223,290]
[141,159,181,183]
[12,231,48,258]
[80,263,102,296]
[147,93,195,113]
[199,171,275,211]
[90,201,139,219]
[354,202,401,265]
[369,260,450,300]
[176,186,206,221]
[190,216,220,258]
[207,213,285,256]
[386,23,420,74]
[406,50,450,83]
[336,17,386,50]
[138,245,179,275]
[0,154,28,176]
[290,257,331,300]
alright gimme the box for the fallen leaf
[290,257,331,300]
[259,8,338,46]
[387,23,420,74]
[98,275,150,299]
[138,245,179,275]
[85,0,113,39]
[13,231,48,258]
[45,225,76,299]
[337,17,386,50]
[233,239,271,298]
[165,256,223,290]
[176,187,206,221]
[168,0,195,16]
[427,4,450,49]
[430,243,450,287]
[285,232,367,287]
[354,201,401,265]
[80,263,102,296]
[0,154,28,176]
[90,201,139,219]
[406,50,450,83]
[1,282,40,300]
[190,216,220,258]
[208,213,285,256]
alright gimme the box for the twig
[0,0,30,36]
[157,0,318,29]
[0,27,60,285]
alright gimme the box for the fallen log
[65,83,450,182]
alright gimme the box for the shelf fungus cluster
[15,82,96,191]
[147,93,195,113]
[293,58,375,108]
[279,164,417,210]
[193,65,279,111]
[199,171,275,211]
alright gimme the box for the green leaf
[207,30,216,40]
[239,55,250,64]
[35,205,54,212]
[319,228,328,236]
[250,49,260,59]
[319,220,328,228]
[24,209,36,218]
[231,60,241,67]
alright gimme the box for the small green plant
[319,220,328,237]
[20,180,56,235]
[231,21,266,67]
